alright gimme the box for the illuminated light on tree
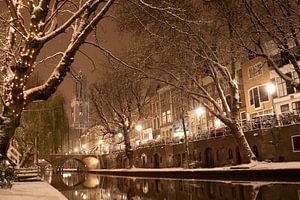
[0,0,115,160]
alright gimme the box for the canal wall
[110,124,300,169]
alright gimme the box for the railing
[133,111,300,149]
[241,111,300,132]
[14,166,42,181]
[79,112,300,153]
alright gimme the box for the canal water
[44,171,300,200]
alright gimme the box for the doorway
[205,148,214,168]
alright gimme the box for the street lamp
[214,118,222,129]
[195,107,205,117]
[135,124,143,145]
[135,124,143,132]
[195,107,205,135]
[74,147,78,153]
[266,83,276,115]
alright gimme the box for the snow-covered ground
[92,161,300,172]
[0,181,67,200]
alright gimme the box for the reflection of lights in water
[169,182,175,191]
[142,181,149,194]
[43,169,53,184]
[62,173,72,178]
[74,191,78,196]
[83,174,100,188]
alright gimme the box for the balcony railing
[241,111,300,131]
[134,111,300,149]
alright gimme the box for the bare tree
[238,0,300,89]
[115,0,257,163]
[90,69,153,168]
[0,0,115,161]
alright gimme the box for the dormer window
[248,63,263,79]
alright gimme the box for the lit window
[162,112,166,125]
[167,110,172,123]
[249,85,269,108]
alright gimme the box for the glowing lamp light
[215,119,222,128]
[135,124,143,131]
[266,83,276,94]
[195,107,205,116]
[74,148,78,153]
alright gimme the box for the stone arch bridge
[42,154,102,172]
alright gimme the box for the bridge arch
[42,154,100,171]
[82,156,100,169]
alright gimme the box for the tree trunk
[0,115,20,161]
[182,117,190,168]
[123,130,133,168]
[230,122,257,163]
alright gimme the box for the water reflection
[48,172,300,200]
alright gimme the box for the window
[162,112,166,125]
[291,135,300,152]
[248,63,263,78]
[280,104,290,113]
[259,86,268,101]
[167,110,172,123]
[240,112,247,120]
[276,72,296,97]
[292,101,300,112]
[249,85,269,108]
[277,76,287,97]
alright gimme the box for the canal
[43,171,300,200]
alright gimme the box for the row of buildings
[134,57,300,148]
[69,45,300,168]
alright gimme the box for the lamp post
[267,83,277,126]
[266,83,276,115]
[98,140,103,168]
[195,106,205,135]
[135,124,143,146]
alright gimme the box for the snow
[0,181,67,200]
[92,161,300,172]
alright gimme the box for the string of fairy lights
[2,0,46,117]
